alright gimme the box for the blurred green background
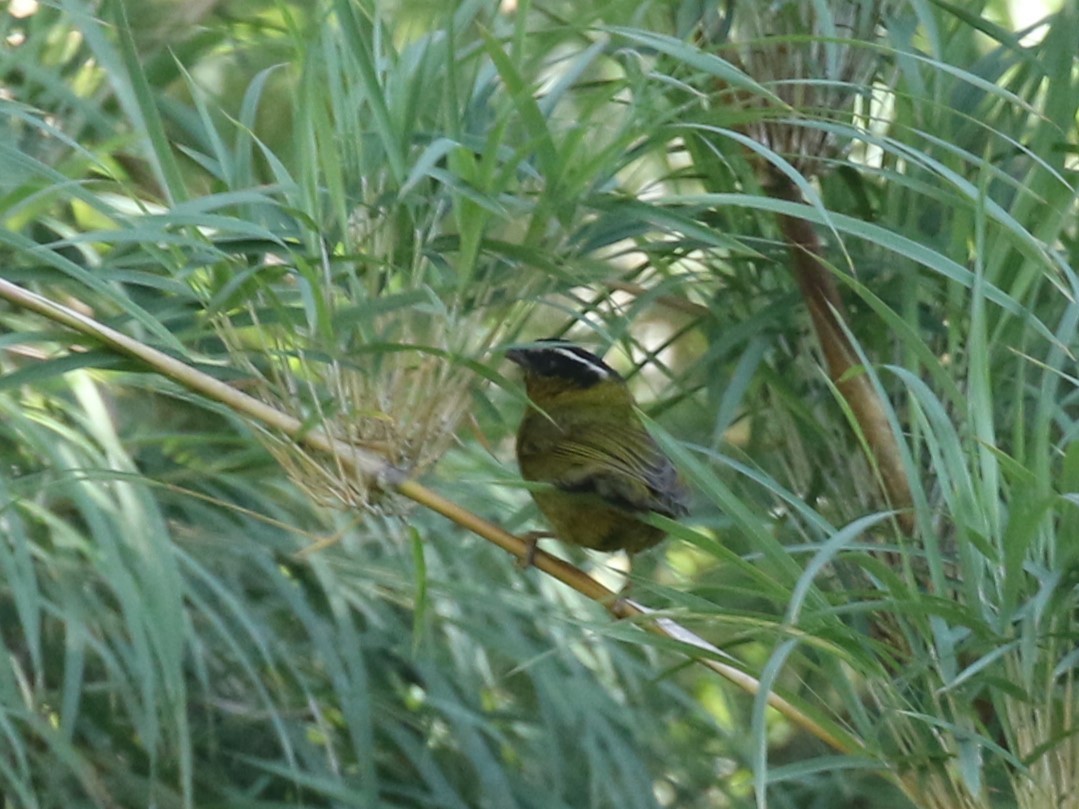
[0,0,1076,807]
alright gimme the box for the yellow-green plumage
[508,340,689,554]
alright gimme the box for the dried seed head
[207,199,509,513]
[718,0,899,176]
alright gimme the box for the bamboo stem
[0,276,863,756]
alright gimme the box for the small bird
[507,339,689,561]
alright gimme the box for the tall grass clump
[625,2,1079,807]
[0,0,1076,807]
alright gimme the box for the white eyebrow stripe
[548,347,612,378]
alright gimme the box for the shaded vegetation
[0,0,1077,807]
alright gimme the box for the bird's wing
[544,421,689,518]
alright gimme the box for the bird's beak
[506,347,528,368]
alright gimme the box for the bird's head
[506,339,626,404]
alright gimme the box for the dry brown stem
[768,172,914,533]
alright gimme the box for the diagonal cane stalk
[0,275,862,756]
[768,171,914,534]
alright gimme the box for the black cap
[507,339,621,388]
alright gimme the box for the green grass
[0,0,1076,807]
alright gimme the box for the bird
[506,338,689,563]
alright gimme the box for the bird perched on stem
[507,339,689,564]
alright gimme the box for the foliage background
[0,0,1077,807]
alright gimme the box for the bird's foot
[517,530,555,569]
